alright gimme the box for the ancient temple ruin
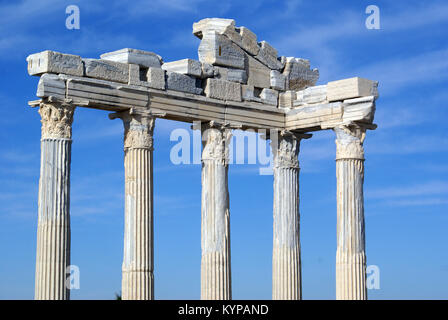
[27,18,378,300]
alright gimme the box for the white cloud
[75,122,122,143]
[419,163,448,174]
[0,0,208,59]
[0,150,38,163]
[0,0,61,30]
[284,0,302,12]
[367,181,448,199]
[154,194,200,216]
[70,171,123,217]
[274,2,448,86]
[368,133,448,155]
[383,198,448,207]
[121,0,207,16]
[384,2,448,31]
[366,180,448,208]
[372,92,448,129]
[351,49,448,95]
[374,107,425,129]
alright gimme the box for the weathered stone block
[36,73,66,99]
[241,84,262,103]
[166,71,202,95]
[327,77,378,102]
[100,48,162,68]
[260,88,278,106]
[283,57,319,91]
[270,70,286,91]
[216,66,247,84]
[255,41,284,71]
[227,69,247,84]
[61,75,149,108]
[128,64,145,86]
[201,63,216,78]
[83,58,129,83]
[194,18,262,58]
[213,66,228,80]
[193,18,246,52]
[129,64,165,89]
[27,50,83,76]
[295,85,327,106]
[239,27,260,56]
[341,96,376,124]
[259,41,277,58]
[162,59,202,77]
[204,78,242,101]
[222,25,244,48]
[198,31,246,69]
[279,90,295,109]
[146,67,166,90]
[246,55,271,89]
[242,84,254,101]
[193,18,235,39]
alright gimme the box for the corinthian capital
[272,131,311,169]
[333,124,368,160]
[38,101,75,139]
[201,122,232,164]
[110,111,155,150]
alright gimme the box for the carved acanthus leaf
[334,124,366,160]
[38,102,75,139]
[120,112,155,150]
[201,124,232,164]
[272,133,302,168]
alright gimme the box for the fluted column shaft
[113,111,155,300]
[35,101,75,300]
[334,125,367,300]
[200,123,232,300]
[272,132,308,300]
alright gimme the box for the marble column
[334,124,367,300]
[200,123,232,300]
[272,131,310,300]
[111,111,155,300]
[35,101,75,300]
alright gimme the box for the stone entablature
[27,18,378,133]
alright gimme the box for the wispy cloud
[119,0,208,16]
[301,142,334,161]
[366,180,448,208]
[0,0,61,30]
[384,2,448,31]
[0,177,38,219]
[156,118,191,134]
[276,1,448,51]
[419,163,448,174]
[367,181,448,199]
[275,1,448,86]
[154,194,200,216]
[374,107,425,129]
[383,198,448,207]
[70,171,123,217]
[228,165,266,175]
[352,48,448,95]
[275,10,359,81]
[284,0,302,12]
[0,0,208,59]
[75,122,122,143]
[368,133,448,155]
[0,150,38,163]
[0,166,38,178]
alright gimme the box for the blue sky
[0,0,447,299]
